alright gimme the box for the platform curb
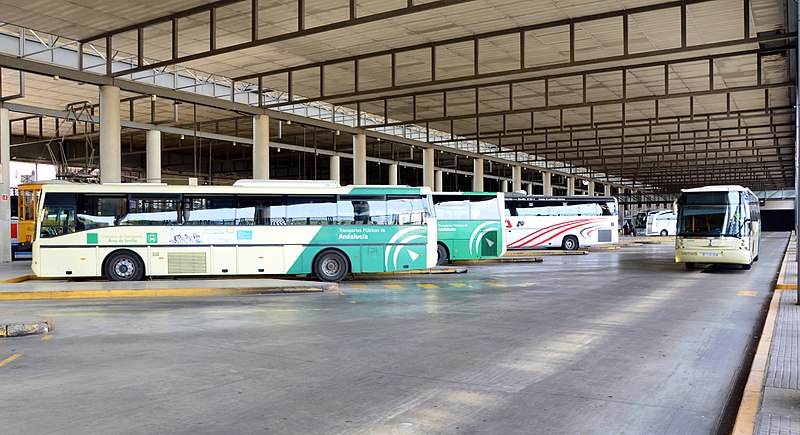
[0,275,36,284]
[454,257,543,264]
[0,284,335,301]
[0,319,55,337]
[504,250,586,257]
[368,267,467,276]
[731,237,790,434]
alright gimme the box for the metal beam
[102,0,480,78]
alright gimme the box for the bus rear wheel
[685,262,695,270]
[105,251,144,281]
[314,250,349,282]
[660,229,668,236]
[741,263,752,270]
[436,243,449,266]
[561,235,579,251]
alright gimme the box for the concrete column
[567,177,575,195]
[423,148,435,189]
[604,184,612,196]
[329,155,340,184]
[0,108,10,262]
[588,180,596,196]
[145,130,162,183]
[543,172,553,195]
[99,85,121,183]
[388,164,398,185]
[473,158,484,192]
[353,134,367,184]
[498,180,507,192]
[512,165,522,192]
[435,170,443,192]
[253,114,269,179]
[526,183,533,195]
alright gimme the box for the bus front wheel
[561,236,579,251]
[741,263,752,270]
[314,250,349,283]
[685,262,695,270]
[104,251,145,281]
[436,243,449,266]
[660,230,668,236]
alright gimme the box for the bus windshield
[676,192,746,237]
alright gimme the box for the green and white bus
[32,180,436,282]
[675,185,761,270]
[431,192,506,265]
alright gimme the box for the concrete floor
[0,233,786,434]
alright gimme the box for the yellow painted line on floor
[349,284,369,290]
[486,283,505,287]
[732,241,789,434]
[736,291,757,297]
[0,354,22,367]
[338,290,347,296]
[416,284,439,289]
[775,283,797,290]
[0,285,331,300]
[383,284,405,290]
[41,334,53,341]
[449,283,466,288]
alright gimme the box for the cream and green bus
[431,192,506,265]
[675,185,761,270]
[32,180,437,282]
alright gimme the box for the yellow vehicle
[15,182,44,255]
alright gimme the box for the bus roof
[37,181,431,196]
[681,185,751,193]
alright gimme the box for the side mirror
[671,201,678,215]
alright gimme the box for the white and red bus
[504,194,619,250]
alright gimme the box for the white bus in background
[32,180,437,282]
[504,194,619,250]
[645,210,677,236]
[674,185,761,270]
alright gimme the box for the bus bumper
[31,243,41,276]
[675,237,753,265]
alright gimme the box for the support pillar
[0,108,10,262]
[423,148,435,189]
[604,184,612,196]
[353,134,367,184]
[588,180,596,196]
[473,158,484,191]
[500,180,508,192]
[567,177,575,196]
[329,155,340,184]
[99,85,121,184]
[512,166,522,192]
[146,130,162,183]
[526,183,533,195]
[543,172,553,196]
[388,164,398,185]
[253,114,269,179]
[435,170,443,192]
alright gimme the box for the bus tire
[660,229,668,236]
[313,250,349,283]
[754,254,759,262]
[561,235,579,251]
[741,263,752,270]
[436,243,449,266]
[104,250,145,281]
[685,262,695,270]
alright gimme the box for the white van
[646,210,677,236]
